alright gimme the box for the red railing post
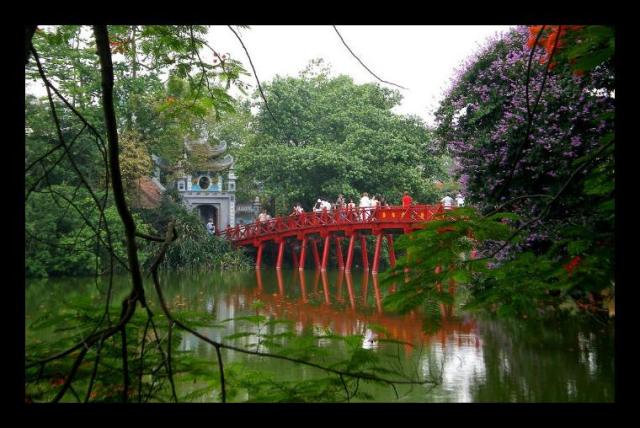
[298,236,308,271]
[360,235,369,272]
[372,233,383,274]
[321,235,331,272]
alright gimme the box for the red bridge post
[311,239,321,270]
[276,239,285,270]
[345,233,356,272]
[298,236,308,271]
[335,237,344,270]
[372,233,383,274]
[321,235,331,272]
[256,242,264,270]
[360,235,369,272]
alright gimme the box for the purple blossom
[570,136,582,147]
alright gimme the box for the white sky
[26,25,514,126]
[211,25,514,125]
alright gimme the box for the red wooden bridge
[219,204,445,273]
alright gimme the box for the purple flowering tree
[423,26,615,316]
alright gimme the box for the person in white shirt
[258,209,270,222]
[441,195,454,210]
[359,192,371,220]
[455,193,465,208]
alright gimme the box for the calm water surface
[25,269,614,402]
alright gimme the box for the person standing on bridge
[258,209,270,222]
[347,198,356,221]
[441,194,454,210]
[456,193,465,208]
[359,192,371,221]
[402,191,413,207]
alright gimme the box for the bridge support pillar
[371,233,383,274]
[345,234,356,272]
[386,234,396,268]
[360,235,369,272]
[291,242,299,269]
[335,237,344,270]
[276,239,285,270]
[311,239,321,270]
[321,235,331,271]
[255,242,264,270]
[298,236,307,271]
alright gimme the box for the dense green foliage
[26,26,249,277]
[236,59,447,213]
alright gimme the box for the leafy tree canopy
[237,59,445,213]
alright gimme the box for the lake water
[25,269,614,402]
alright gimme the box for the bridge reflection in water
[176,268,499,401]
[232,268,480,355]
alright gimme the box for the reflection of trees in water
[152,270,613,402]
[469,317,614,402]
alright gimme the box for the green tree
[238,60,444,213]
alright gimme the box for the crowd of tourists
[251,191,466,224]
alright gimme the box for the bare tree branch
[94,25,147,308]
[226,25,297,145]
[332,26,408,90]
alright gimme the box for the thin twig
[25,124,86,174]
[332,26,407,90]
[226,25,295,144]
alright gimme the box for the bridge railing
[220,204,445,243]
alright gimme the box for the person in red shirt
[401,191,413,207]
